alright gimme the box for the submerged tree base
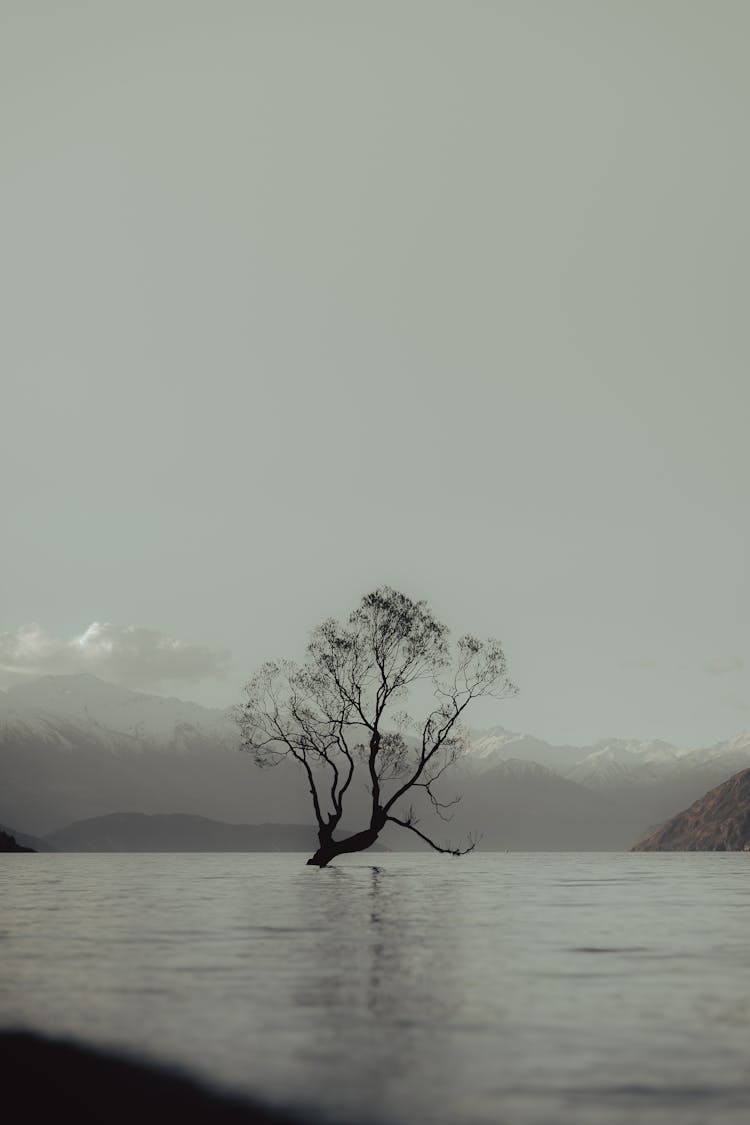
[306,826,381,867]
[306,851,336,867]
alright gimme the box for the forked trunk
[307,823,384,867]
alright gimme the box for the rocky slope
[632,768,750,851]
[0,828,34,852]
[0,824,52,851]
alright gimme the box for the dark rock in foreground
[0,1031,313,1124]
[632,768,750,851]
[0,828,34,852]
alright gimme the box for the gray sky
[2,1,748,747]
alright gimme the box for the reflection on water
[2,853,750,1124]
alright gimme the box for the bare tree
[237,587,516,866]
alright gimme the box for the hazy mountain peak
[9,672,135,704]
[485,758,560,781]
[2,672,236,748]
[588,738,682,761]
[468,727,553,756]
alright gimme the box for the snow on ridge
[467,727,554,758]
[463,725,750,790]
[698,730,750,757]
[484,757,558,780]
[586,738,682,760]
[3,675,750,784]
[1,673,237,750]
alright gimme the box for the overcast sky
[2,1,748,747]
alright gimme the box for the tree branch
[386,814,478,856]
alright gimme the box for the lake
[2,852,750,1124]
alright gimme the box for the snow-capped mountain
[1,674,237,751]
[561,739,684,788]
[465,726,578,770]
[566,748,668,788]
[484,757,559,782]
[465,728,686,781]
[680,732,750,772]
[3,673,750,848]
[465,725,750,785]
[0,676,255,834]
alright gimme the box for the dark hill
[46,812,384,853]
[632,768,750,851]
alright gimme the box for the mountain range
[2,674,750,849]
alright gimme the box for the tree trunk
[306,824,382,867]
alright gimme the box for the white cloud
[0,622,230,690]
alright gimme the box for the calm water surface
[2,852,750,1124]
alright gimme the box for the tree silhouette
[238,588,516,866]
